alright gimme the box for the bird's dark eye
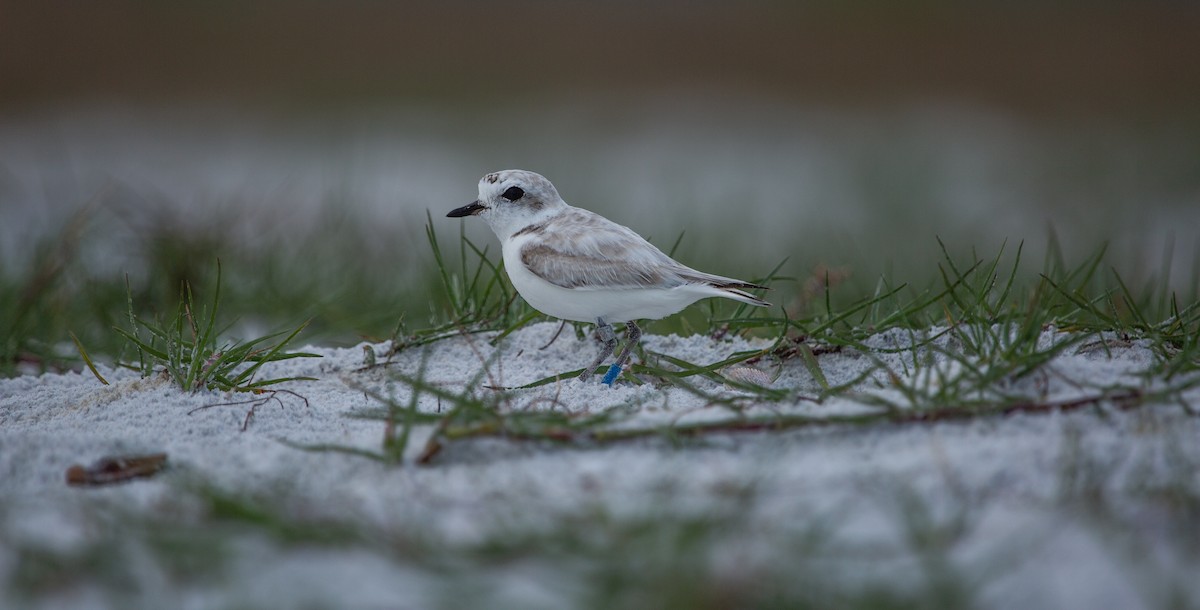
[501,186,524,201]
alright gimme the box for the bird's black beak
[447,201,485,218]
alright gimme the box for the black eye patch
[501,186,525,201]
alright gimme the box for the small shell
[720,365,772,387]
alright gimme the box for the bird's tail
[717,285,771,308]
[677,269,771,307]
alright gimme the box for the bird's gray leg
[613,321,642,369]
[579,319,617,381]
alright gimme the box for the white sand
[2,322,1198,608]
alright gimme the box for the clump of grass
[380,214,539,357]
[115,261,320,393]
[0,209,92,376]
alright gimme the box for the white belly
[502,239,712,323]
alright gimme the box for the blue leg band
[601,363,622,386]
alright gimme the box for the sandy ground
[2,322,1199,609]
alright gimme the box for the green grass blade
[70,331,109,385]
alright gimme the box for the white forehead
[478,169,561,200]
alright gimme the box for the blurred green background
[2,1,1199,368]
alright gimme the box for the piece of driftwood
[65,453,168,486]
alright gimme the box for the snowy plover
[448,169,769,384]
